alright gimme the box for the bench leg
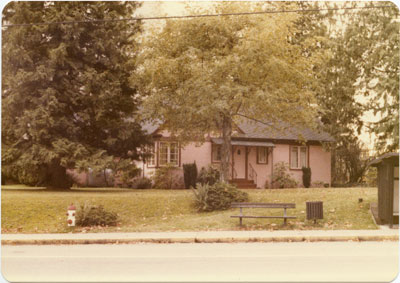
[284,208,287,225]
[239,207,243,226]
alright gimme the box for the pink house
[138,118,334,188]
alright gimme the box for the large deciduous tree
[314,7,367,185]
[2,2,146,188]
[138,3,321,182]
[314,2,398,184]
[346,2,399,153]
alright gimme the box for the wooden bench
[231,202,296,226]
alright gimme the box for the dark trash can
[306,201,323,223]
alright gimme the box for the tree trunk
[45,160,72,190]
[103,169,109,187]
[220,116,232,183]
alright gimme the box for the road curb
[2,235,398,245]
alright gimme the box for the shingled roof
[142,117,334,143]
[235,119,334,142]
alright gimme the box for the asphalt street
[2,241,399,282]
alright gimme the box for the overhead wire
[2,5,396,28]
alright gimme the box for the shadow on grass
[2,187,133,193]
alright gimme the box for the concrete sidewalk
[2,229,398,245]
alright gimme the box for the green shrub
[153,164,184,189]
[115,162,141,188]
[312,180,325,188]
[132,177,152,189]
[271,162,298,188]
[75,202,118,226]
[197,165,220,185]
[183,162,198,189]
[15,166,46,186]
[364,167,377,187]
[302,167,311,188]
[192,182,248,212]
[77,153,141,188]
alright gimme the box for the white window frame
[212,144,222,163]
[146,143,156,167]
[159,142,179,167]
[257,147,269,164]
[290,146,308,169]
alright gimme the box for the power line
[2,5,396,28]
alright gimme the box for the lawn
[1,185,378,233]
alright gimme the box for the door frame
[231,145,248,180]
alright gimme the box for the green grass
[1,185,378,233]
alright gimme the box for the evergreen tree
[2,2,146,188]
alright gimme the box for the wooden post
[240,207,243,226]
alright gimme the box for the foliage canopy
[138,3,322,180]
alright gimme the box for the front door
[233,146,246,179]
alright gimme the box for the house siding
[135,141,332,188]
[273,144,302,184]
[136,137,213,180]
[309,145,331,186]
[69,125,331,188]
[270,143,331,187]
[181,142,212,170]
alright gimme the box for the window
[159,142,179,166]
[257,147,268,164]
[146,143,155,167]
[290,146,308,169]
[212,144,222,162]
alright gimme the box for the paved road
[2,242,399,282]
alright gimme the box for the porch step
[229,179,257,189]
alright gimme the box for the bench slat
[231,202,296,209]
[231,215,297,219]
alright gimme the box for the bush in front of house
[76,202,118,226]
[312,180,325,188]
[153,164,184,189]
[302,167,311,188]
[197,165,220,185]
[132,177,152,189]
[183,162,198,189]
[192,182,248,212]
[271,162,298,188]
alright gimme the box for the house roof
[211,138,274,147]
[369,152,399,167]
[142,121,160,135]
[234,119,334,142]
[142,117,334,143]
